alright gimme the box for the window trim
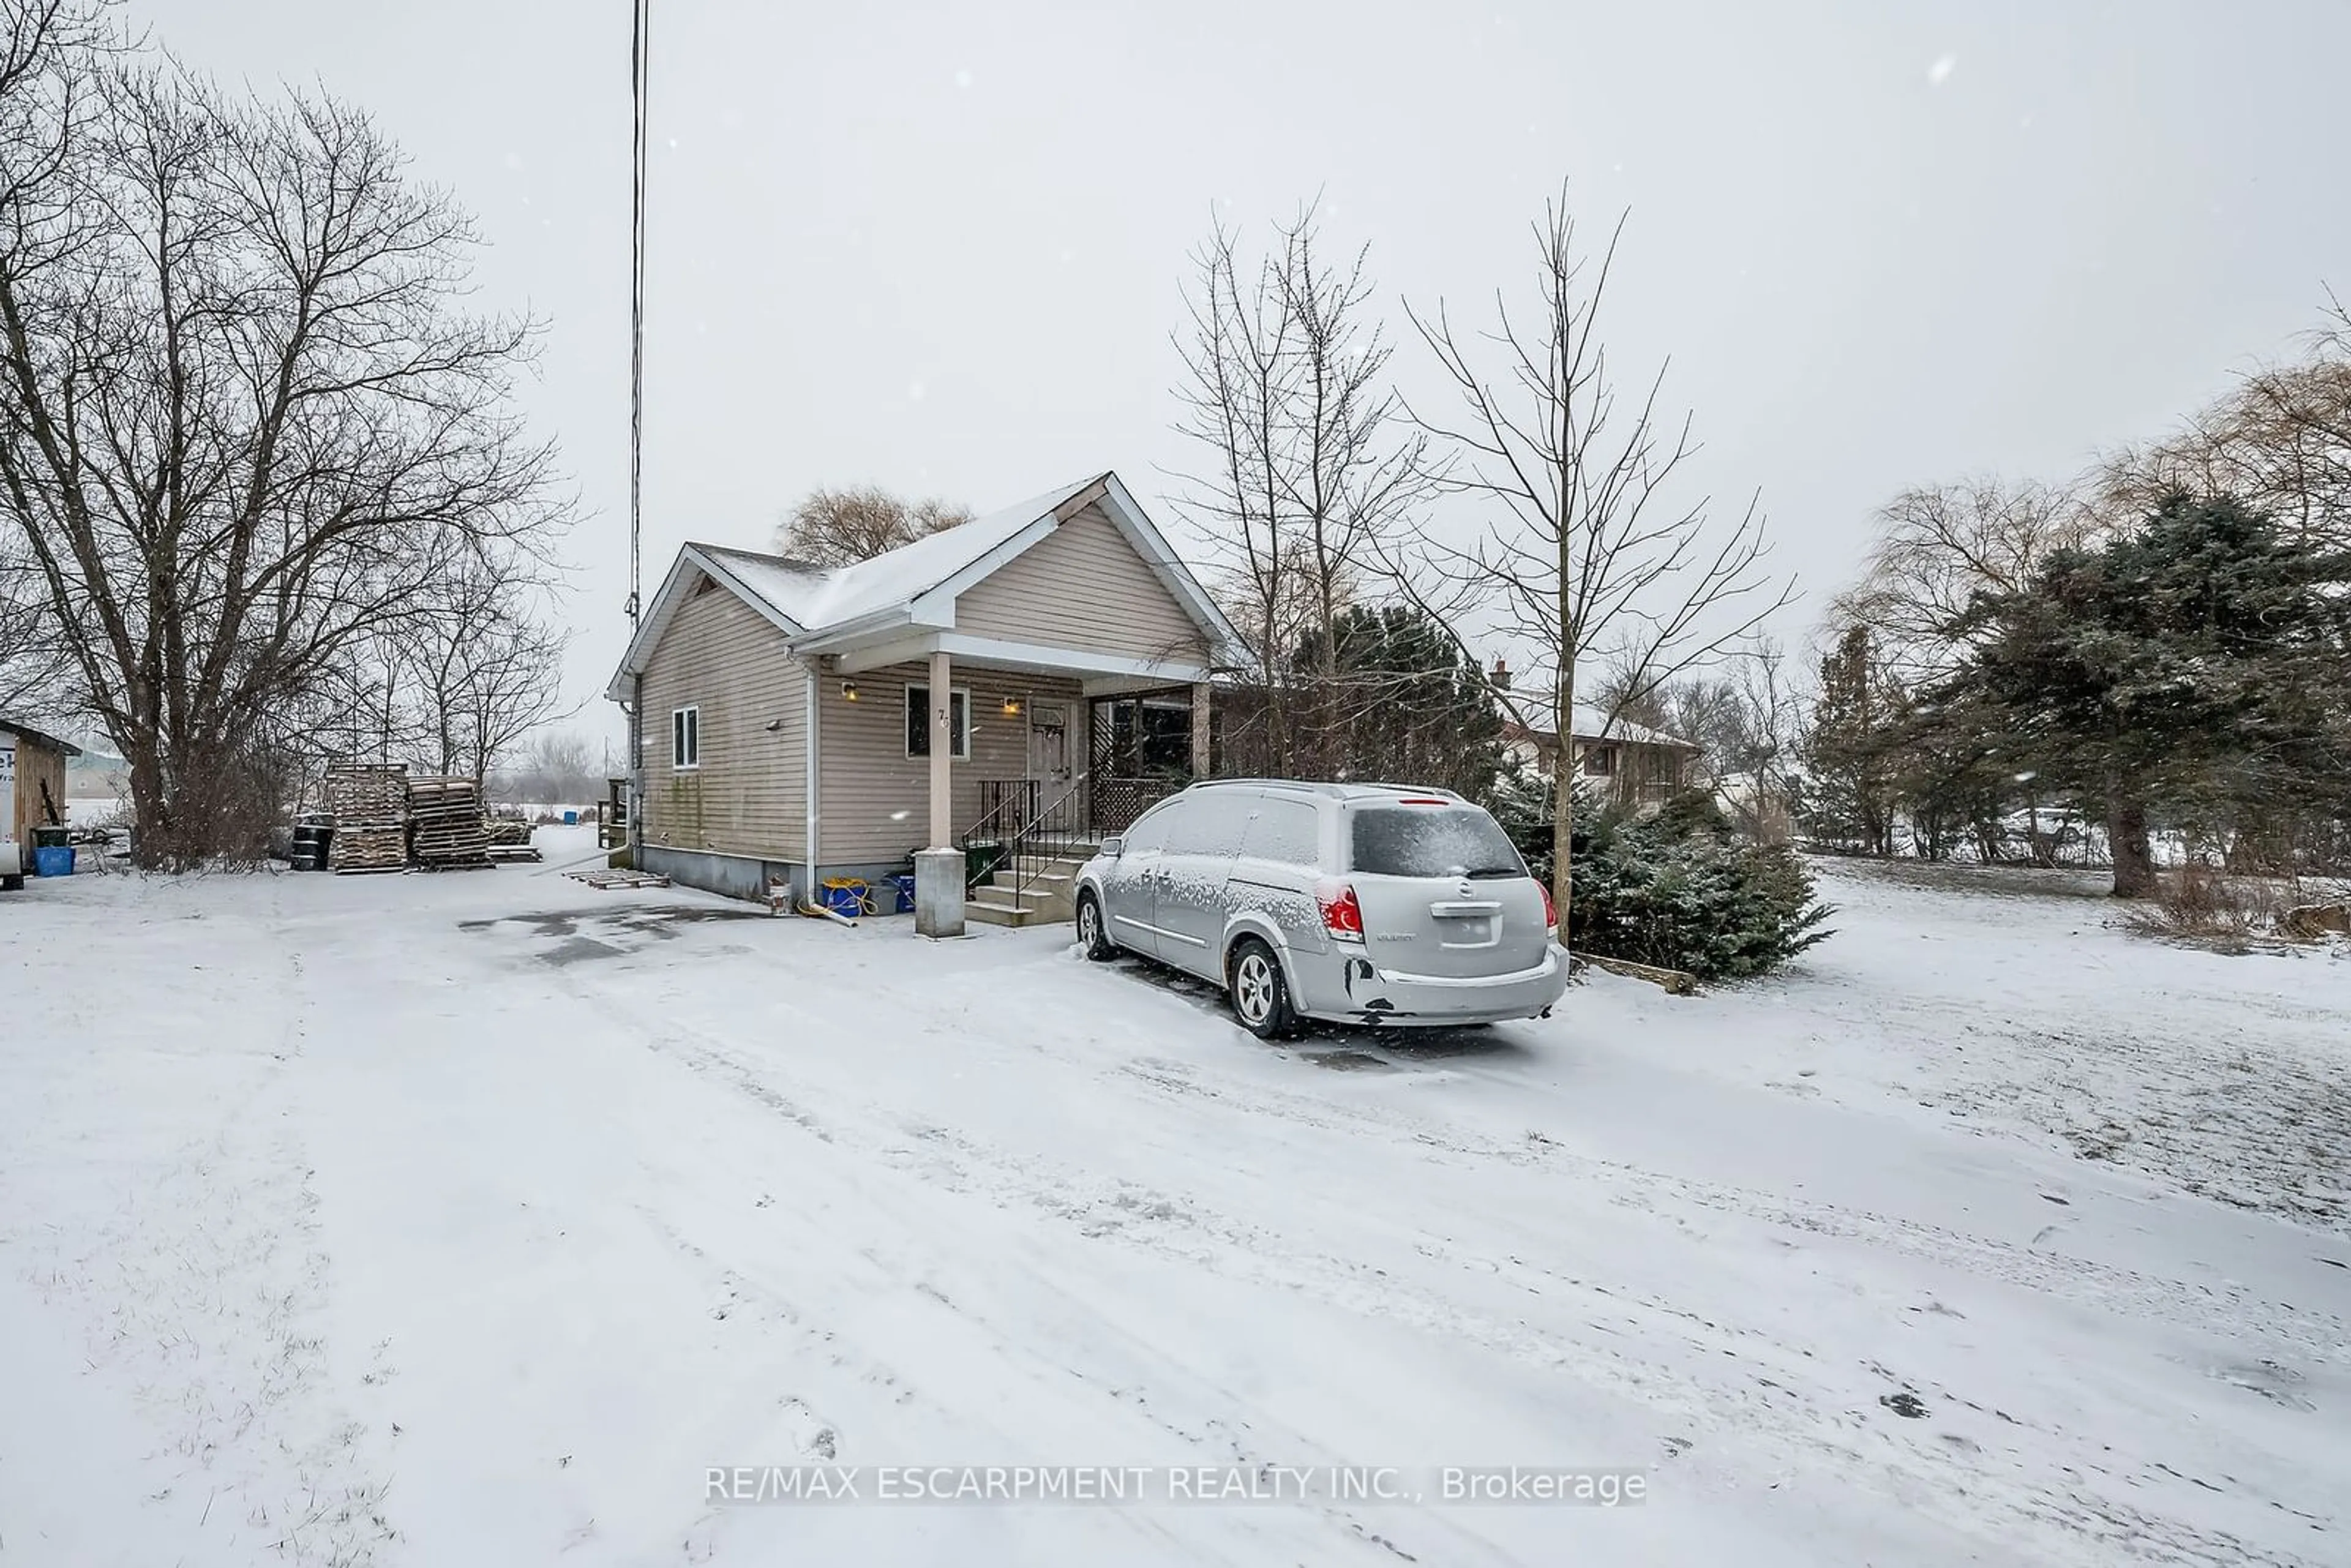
[904,683,972,761]
[672,705,700,771]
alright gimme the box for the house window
[672,706,700,770]
[1583,743,1618,778]
[904,684,971,760]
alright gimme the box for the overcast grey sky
[146,0,2351,733]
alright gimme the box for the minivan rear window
[1349,806,1525,879]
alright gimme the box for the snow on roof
[1509,704,1701,752]
[1572,706,1699,751]
[689,474,1103,634]
[0,716,83,757]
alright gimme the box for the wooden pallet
[329,822,409,874]
[484,844,543,863]
[324,765,408,825]
[566,868,671,890]
[407,775,490,867]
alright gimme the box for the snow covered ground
[2,835,2345,1566]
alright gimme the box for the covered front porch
[811,629,1213,936]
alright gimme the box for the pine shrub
[1494,775,1835,980]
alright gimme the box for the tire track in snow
[541,920,2342,1568]
[1113,1050,2351,1369]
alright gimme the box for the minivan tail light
[1318,880,1365,943]
[1540,882,1558,938]
[1395,797,1449,805]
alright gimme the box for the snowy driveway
[2,839,2346,1566]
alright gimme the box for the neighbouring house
[1496,693,1704,811]
[1,718,80,876]
[1714,769,1799,845]
[606,472,1243,932]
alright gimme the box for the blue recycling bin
[888,873,917,913]
[820,877,870,918]
[563,809,579,825]
[32,844,74,877]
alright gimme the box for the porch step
[989,867,1076,898]
[991,883,1074,918]
[967,896,1057,929]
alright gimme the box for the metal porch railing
[962,772,1097,902]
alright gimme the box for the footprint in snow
[2214,1359,2314,1411]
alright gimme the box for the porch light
[1001,696,1022,717]
[841,680,860,702]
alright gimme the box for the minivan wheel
[1074,891,1116,961]
[1228,937,1298,1040]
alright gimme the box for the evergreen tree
[1286,604,1508,801]
[1804,625,1900,854]
[1943,494,2351,894]
[1491,776,1834,980]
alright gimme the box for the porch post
[1190,680,1212,778]
[928,648,953,849]
[914,647,965,937]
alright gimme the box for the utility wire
[628,0,650,629]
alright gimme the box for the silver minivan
[1071,780,1569,1037]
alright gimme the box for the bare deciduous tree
[774,484,970,567]
[1173,208,1301,757]
[0,511,56,709]
[1395,188,1790,923]
[1171,200,1428,776]
[2106,294,2351,550]
[0,37,568,864]
[0,2,108,717]
[495,726,602,806]
[385,563,573,780]
[1828,477,2088,682]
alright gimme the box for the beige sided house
[1500,707,1704,810]
[606,473,1243,934]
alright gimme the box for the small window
[1239,798,1321,866]
[905,683,971,760]
[672,706,700,770]
[1583,744,1618,778]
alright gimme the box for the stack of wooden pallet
[407,776,491,869]
[325,764,408,874]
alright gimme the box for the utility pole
[626,0,651,861]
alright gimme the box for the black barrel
[291,821,332,870]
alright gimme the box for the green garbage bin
[32,825,69,850]
[964,840,1004,886]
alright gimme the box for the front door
[1027,700,1071,800]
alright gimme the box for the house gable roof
[1506,706,1703,753]
[607,471,1240,699]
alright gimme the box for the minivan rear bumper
[1293,943,1571,1026]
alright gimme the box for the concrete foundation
[640,844,929,915]
[913,847,966,938]
[640,844,800,902]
